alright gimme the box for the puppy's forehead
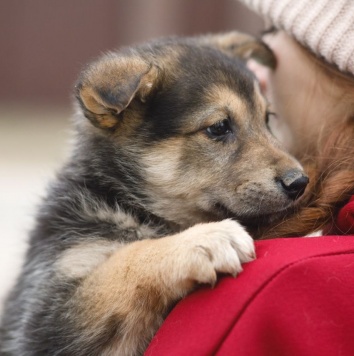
[206,85,249,117]
[205,81,266,119]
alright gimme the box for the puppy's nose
[280,170,309,200]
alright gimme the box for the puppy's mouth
[213,201,291,228]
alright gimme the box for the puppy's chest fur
[40,183,178,279]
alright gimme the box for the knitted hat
[238,0,354,76]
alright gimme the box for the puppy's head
[75,34,308,231]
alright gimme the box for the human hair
[261,46,354,238]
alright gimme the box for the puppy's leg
[73,219,255,355]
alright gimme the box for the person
[146,1,354,354]
[245,0,354,238]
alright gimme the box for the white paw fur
[157,219,256,296]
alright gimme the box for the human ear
[247,59,270,94]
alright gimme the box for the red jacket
[146,197,354,356]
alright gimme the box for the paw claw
[209,273,217,288]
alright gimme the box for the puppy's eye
[206,119,232,139]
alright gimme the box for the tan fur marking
[94,115,119,129]
[201,31,255,53]
[206,85,250,122]
[80,86,109,115]
[200,31,276,68]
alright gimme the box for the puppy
[0,32,308,355]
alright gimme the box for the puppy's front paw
[161,219,255,295]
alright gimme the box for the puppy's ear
[200,31,276,69]
[76,55,159,130]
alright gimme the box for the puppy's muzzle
[279,169,309,200]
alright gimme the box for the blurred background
[0,0,262,314]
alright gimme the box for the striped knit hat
[238,0,354,76]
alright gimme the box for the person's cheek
[247,49,297,152]
[249,60,295,151]
[268,78,296,151]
